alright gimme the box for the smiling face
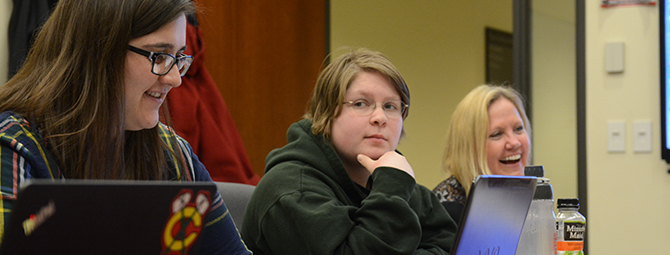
[123,14,187,131]
[330,71,404,168]
[485,97,530,176]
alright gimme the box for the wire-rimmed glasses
[342,98,408,118]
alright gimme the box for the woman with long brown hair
[0,0,250,253]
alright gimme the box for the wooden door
[193,1,327,177]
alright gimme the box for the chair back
[214,182,256,229]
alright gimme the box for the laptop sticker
[161,189,211,254]
[21,200,56,236]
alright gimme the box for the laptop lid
[1,179,217,255]
[451,175,537,255]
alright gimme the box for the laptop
[0,179,218,255]
[451,175,537,255]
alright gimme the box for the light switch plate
[607,121,625,153]
[633,120,652,153]
[605,42,624,73]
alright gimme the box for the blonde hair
[304,48,410,138]
[443,85,531,193]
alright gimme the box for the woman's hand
[357,151,415,178]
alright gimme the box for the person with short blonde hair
[305,48,410,138]
[242,48,456,254]
[433,84,532,224]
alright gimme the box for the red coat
[167,22,260,185]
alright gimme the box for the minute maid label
[563,222,585,240]
[557,221,585,255]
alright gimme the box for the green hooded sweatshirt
[241,119,457,255]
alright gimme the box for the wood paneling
[193,1,327,177]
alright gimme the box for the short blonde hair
[443,85,531,193]
[304,48,410,138]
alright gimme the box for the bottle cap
[557,198,580,208]
[526,165,552,199]
[524,165,545,177]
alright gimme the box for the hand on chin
[360,149,391,161]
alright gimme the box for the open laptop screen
[451,175,537,255]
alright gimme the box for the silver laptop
[451,175,537,255]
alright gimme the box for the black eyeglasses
[128,45,193,77]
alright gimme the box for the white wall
[586,2,670,253]
[532,1,577,205]
[0,1,12,84]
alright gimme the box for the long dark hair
[0,0,195,179]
